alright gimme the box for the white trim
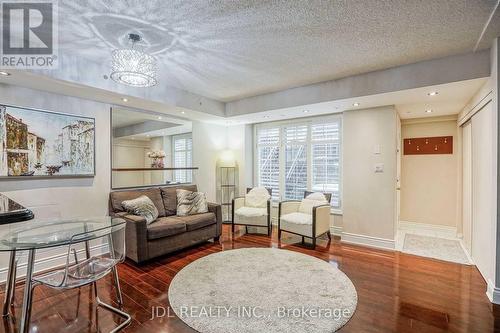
[330,225,343,237]
[341,232,395,250]
[398,220,457,239]
[487,279,500,304]
[0,243,109,283]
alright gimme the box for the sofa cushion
[176,189,208,216]
[147,216,186,240]
[110,188,166,217]
[180,212,216,231]
[160,185,198,216]
[235,207,267,217]
[280,212,313,237]
[121,195,159,224]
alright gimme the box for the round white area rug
[168,248,357,333]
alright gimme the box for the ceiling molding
[225,50,491,116]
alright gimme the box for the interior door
[462,121,472,254]
[471,101,494,280]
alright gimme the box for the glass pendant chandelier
[110,33,158,87]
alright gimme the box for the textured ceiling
[56,1,500,101]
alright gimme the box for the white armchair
[232,187,272,236]
[278,191,332,248]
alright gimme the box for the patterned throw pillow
[176,189,208,216]
[121,195,159,224]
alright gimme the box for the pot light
[181,111,185,114]
[427,91,438,96]
[0,71,11,76]
[121,97,128,102]
[303,110,309,113]
[158,116,162,120]
[425,109,433,113]
[353,102,360,107]
[263,115,270,119]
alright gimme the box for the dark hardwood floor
[1,225,499,333]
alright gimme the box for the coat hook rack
[403,136,453,155]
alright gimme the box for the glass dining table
[0,216,126,333]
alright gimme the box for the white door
[471,101,494,281]
[462,121,472,253]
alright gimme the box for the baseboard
[487,279,500,304]
[330,226,343,237]
[399,220,457,238]
[341,232,395,251]
[0,243,109,283]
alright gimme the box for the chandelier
[110,33,158,87]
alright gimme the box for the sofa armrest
[313,205,331,237]
[208,202,222,236]
[121,214,149,264]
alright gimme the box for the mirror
[111,108,195,189]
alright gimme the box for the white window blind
[173,134,192,183]
[255,116,342,210]
[311,122,341,208]
[284,124,308,200]
[256,127,280,200]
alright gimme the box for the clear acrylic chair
[32,222,131,332]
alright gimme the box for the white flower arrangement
[147,150,166,158]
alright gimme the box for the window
[255,116,342,209]
[256,127,280,200]
[173,133,192,183]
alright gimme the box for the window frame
[254,114,342,213]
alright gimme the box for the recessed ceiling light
[0,71,11,76]
[425,109,433,113]
[158,116,162,120]
[428,91,438,96]
[263,115,270,119]
[121,97,128,102]
[303,110,309,113]
[353,102,360,107]
[181,111,185,114]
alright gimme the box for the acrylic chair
[31,222,131,333]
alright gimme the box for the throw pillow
[176,189,208,216]
[121,195,159,224]
[245,187,270,208]
[298,192,328,214]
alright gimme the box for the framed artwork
[0,104,95,178]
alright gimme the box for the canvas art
[0,105,95,177]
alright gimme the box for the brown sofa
[109,184,222,264]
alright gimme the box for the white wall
[400,118,459,228]
[0,83,112,281]
[342,106,398,248]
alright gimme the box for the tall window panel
[173,134,192,183]
[255,116,342,210]
[284,124,308,200]
[256,127,280,200]
[311,122,341,208]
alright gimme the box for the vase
[151,157,164,169]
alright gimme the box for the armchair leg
[278,229,282,240]
[312,237,317,248]
[301,236,305,244]
[231,222,235,234]
[327,231,332,240]
[245,226,248,234]
[214,236,220,242]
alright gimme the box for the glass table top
[0,216,125,251]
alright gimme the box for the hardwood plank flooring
[0,225,498,333]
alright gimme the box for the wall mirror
[111,107,196,189]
